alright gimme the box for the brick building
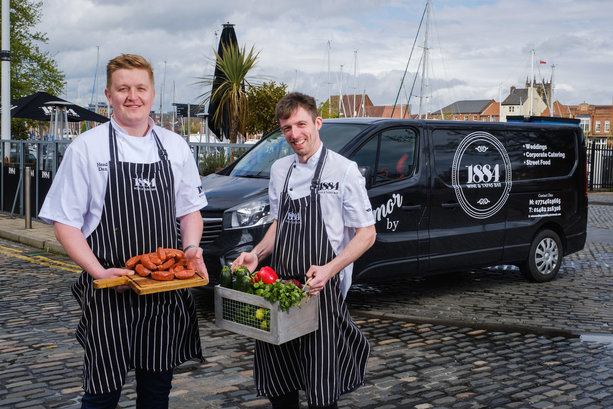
[365,104,411,118]
[327,94,373,118]
[548,102,613,138]
[429,99,497,121]
[327,94,410,119]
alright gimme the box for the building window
[605,120,610,133]
[464,115,468,121]
[596,120,601,132]
[509,106,515,113]
[580,118,590,134]
[473,115,478,120]
[454,116,458,120]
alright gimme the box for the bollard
[24,166,32,229]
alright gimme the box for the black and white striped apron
[254,147,370,406]
[71,124,202,394]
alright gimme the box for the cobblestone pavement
[587,204,613,230]
[1,197,613,408]
[347,240,613,336]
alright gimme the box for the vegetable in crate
[224,265,305,312]
[251,266,278,284]
[234,266,253,292]
[220,266,233,288]
[251,279,306,312]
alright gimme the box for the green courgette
[220,266,233,288]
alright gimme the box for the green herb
[251,280,306,312]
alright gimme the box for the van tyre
[521,229,562,282]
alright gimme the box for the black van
[193,116,587,284]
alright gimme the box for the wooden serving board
[93,271,209,295]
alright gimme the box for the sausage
[157,257,175,271]
[135,263,152,277]
[175,269,195,279]
[140,254,157,270]
[157,247,167,261]
[149,253,163,265]
[173,264,185,273]
[185,260,195,271]
[166,249,185,260]
[151,270,174,281]
[125,255,142,269]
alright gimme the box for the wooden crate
[214,285,319,345]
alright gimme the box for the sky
[38,0,613,115]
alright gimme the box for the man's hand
[184,246,209,283]
[305,264,335,296]
[96,267,134,293]
[232,252,258,274]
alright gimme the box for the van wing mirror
[358,166,372,189]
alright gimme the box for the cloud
[37,0,613,110]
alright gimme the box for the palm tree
[197,42,260,143]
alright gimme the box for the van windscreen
[229,123,367,178]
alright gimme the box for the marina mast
[418,0,431,119]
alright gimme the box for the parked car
[189,116,587,284]
[7,147,37,167]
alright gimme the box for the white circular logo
[451,131,512,219]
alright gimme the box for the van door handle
[402,204,422,211]
[441,202,460,208]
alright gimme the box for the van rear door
[427,126,510,272]
[502,124,585,261]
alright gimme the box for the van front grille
[175,216,223,247]
[201,217,223,245]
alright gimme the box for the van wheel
[520,229,562,282]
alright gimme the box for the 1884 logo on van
[451,131,512,219]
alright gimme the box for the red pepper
[252,266,278,284]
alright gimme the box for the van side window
[351,128,417,186]
[504,128,576,181]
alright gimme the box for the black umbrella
[208,23,238,140]
[11,91,109,123]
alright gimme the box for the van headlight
[222,197,273,230]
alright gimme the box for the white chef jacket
[269,144,375,297]
[39,118,207,238]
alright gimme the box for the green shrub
[198,147,249,176]
[199,152,231,176]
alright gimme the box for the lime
[255,308,266,320]
[260,320,269,331]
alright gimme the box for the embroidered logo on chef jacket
[285,211,301,224]
[318,180,340,195]
[133,177,158,191]
[97,162,109,172]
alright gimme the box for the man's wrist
[183,244,198,253]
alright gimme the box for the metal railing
[0,139,249,219]
[588,138,613,190]
[1,139,70,218]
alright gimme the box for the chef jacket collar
[293,142,324,170]
[110,116,155,138]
